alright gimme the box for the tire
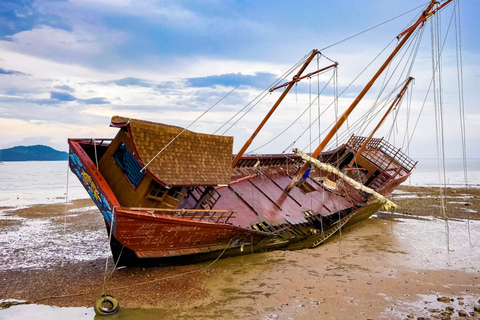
[94,295,120,316]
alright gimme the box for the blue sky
[0,0,478,158]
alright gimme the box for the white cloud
[68,0,201,29]
[0,117,115,152]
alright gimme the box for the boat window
[167,187,187,200]
[149,184,167,200]
[113,142,145,187]
[148,183,186,202]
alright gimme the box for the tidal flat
[1,186,479,319]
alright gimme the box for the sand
[0,185,479,319]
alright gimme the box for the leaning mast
[231,50,337,168]
[285,0,453,192]
[347,76,414,168]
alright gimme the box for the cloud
[50,91,77,102]
[79,97,110,105]
[0,1,477,159]
[0,0,71,39]
[187,72,278,89]
[112,77,151,87]
[54,85,75,92]
[0,67,28,75]
[34,99,62,106]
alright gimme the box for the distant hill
[0,145,68,161]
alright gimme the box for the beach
[1,185,479,319]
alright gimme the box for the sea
[0,158,479,210]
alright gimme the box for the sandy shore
[1,186,479,319]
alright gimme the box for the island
[0,145,68,161]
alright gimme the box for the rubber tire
[94,295,120,316]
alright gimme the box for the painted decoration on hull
[69,151,113,223]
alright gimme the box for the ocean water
[0,158,479,210]
[405,158,480,187]
[0,161,86,209]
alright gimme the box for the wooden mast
[346,76,414,168]
[285,0,451,192]
[231,49,336,168]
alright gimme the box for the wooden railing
[346,136,417,172]
[116,207,235,224]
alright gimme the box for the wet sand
[1,186,479,319]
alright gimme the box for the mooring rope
[60,160,70,267]
[32,237,235,304]
[102,207,117,294]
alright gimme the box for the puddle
[391,216,480,271]
[0,304,95,320]
[380,294,480,319]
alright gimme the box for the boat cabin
[98,116,234,209]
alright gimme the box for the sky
[0,0,478,159]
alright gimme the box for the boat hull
[68,136,412,266]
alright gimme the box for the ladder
[310,211,357,248]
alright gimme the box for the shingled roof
[111,116,233,186]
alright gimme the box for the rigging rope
[317,54,322,149]
[286,37,396,153]
[61,161,70,267]
[454,0,468,187]
[319,2,430,51]
[140,85,240,172]
[216,53,311,136]
[430,7,450,252]
[453,0,472,246]
[250,70,335,154]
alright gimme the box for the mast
[347,76,414,168]
[285,0,452,192]
[231,49,337,168]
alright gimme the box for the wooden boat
[68,0,452,265]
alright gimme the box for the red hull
[68,134,414,265]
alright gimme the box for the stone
[438,297,451,303]
[440,312,451,320]
[407,314,414,319]
[474,305,480,312]
[457,310,467,317]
